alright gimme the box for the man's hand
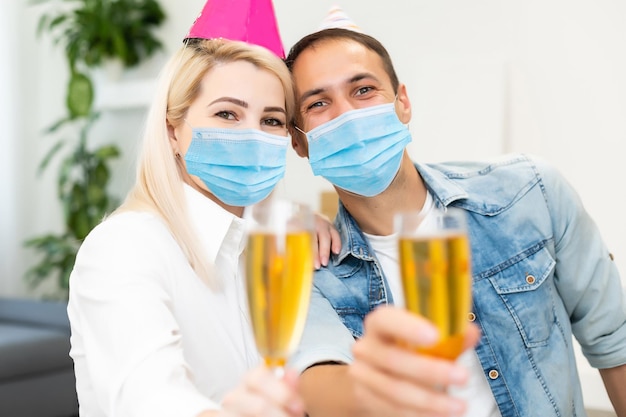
[349,306,481,417]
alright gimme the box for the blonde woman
[67,39,334,417]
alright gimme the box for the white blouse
[67,185,261,417]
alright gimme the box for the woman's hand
[214,366,304,417]
[313,213,341,269]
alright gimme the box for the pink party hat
[186,0,285,58]
[317,5,363,33]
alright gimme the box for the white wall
[0,1,19,295]
[4,0,624,411]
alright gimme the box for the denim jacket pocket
[485,243,557,347]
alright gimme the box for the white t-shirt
[364,192,501,417]
[68,185,260,417]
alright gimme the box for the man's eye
[262,118,285,127]
[306,101,325,110]
[355,86,373,96]
[215,111,237,120]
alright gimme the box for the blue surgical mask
[301,102,411,197]
[184,127,288,206]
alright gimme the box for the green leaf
[44,116,73,134]
[94,144,120,160]
[58,157,75,199]
[24,233,63,249]
[38,141,65,175]
[72,209,91,240]
[93,161,110,188]
[67,72,93,118]
[23,232,79,291]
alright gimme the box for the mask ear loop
[292,124,307,135]
[392,94,409,129]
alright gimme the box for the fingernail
[321,255,328,266]
[421,326,439,344]
[287,400,303,414]
[449,366,468,384]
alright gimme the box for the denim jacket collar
[333,162,468,267]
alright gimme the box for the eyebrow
[209,97,248,107]
[264,106,286,114]
[209,97,285,114]
[298,72,381,103]
[349,72,380,85]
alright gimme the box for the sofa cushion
[0,298,71,333]
[0,322,73,382]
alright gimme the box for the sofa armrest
[0,298,70,334]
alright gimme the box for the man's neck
[337,154,426,236]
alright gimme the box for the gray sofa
[0,297,78,416]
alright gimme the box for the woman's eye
[215,111,237,120]
[262,118,285,127]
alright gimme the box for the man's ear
[395,83,412,125]
[288,123,309,158]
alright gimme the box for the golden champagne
[245,231,314,368]
[398,233,472,359]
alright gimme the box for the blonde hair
[117,39,295,288]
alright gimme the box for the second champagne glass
[243,199,315,376]
[395,206,473,360]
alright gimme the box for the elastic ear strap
[292,124,306,135]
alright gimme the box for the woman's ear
[395,83,412,125]
[289,123,309,158]
[167,123,179,154]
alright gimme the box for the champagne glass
[394,206,473,360]
[243,199,316,376]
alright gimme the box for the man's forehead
[292,39,388,90]
[297,37,366,60]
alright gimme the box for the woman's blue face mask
[184,126,288,207]
[296,102,411,197]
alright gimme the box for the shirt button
[609,253,615,261]
[468,312,476,322]
[488,369,499,380]
[525,274,536,285]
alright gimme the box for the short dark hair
[285,28,400,93]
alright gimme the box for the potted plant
[25,0,166,298]
[35,0,166,119]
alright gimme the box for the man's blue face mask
[296,102,411,197]
[184,126,288,207]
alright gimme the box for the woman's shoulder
[78,210,178,262]
[90,210,169,240]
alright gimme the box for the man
[285,25,626,417]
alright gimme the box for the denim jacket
[292,154,626,417]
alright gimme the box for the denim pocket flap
[488,245,555,294]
